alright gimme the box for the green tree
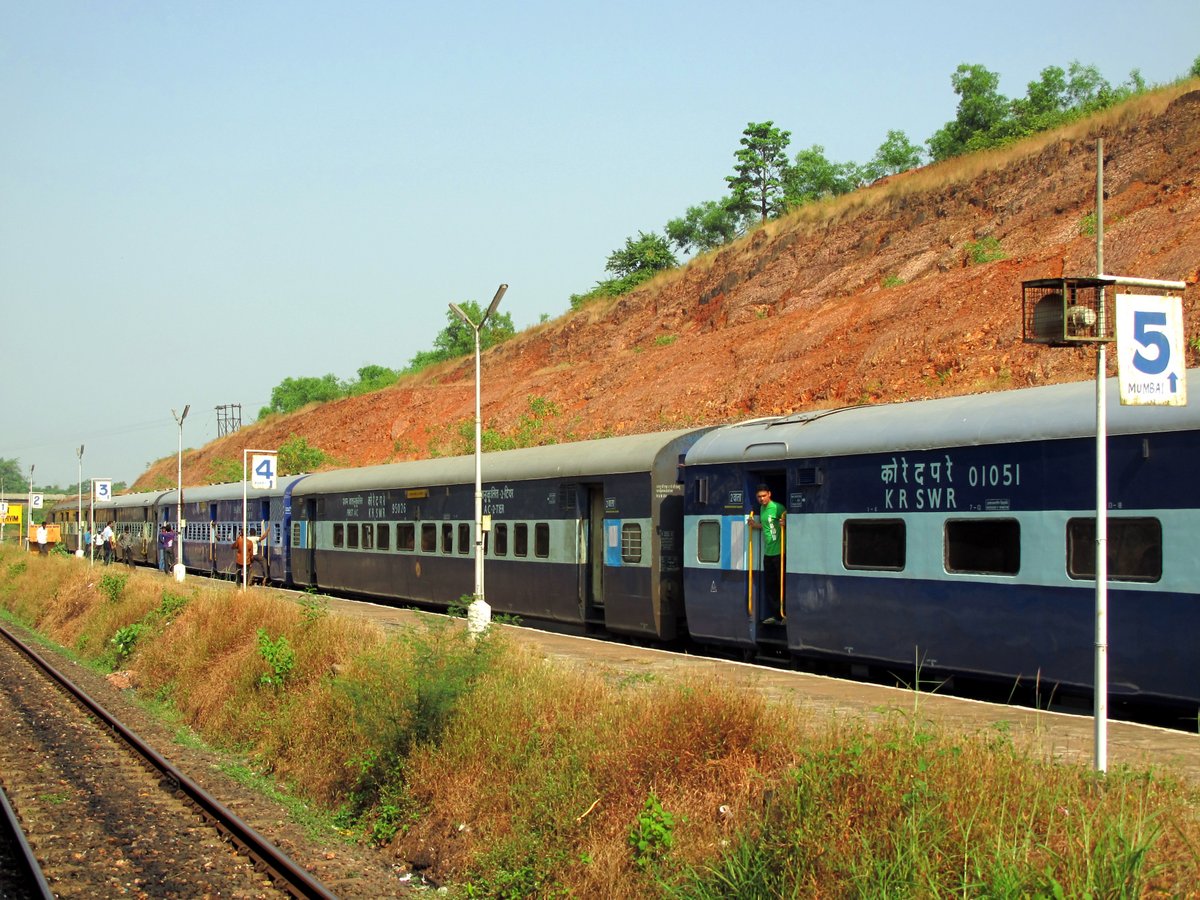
[405,303,515,373]
[726,121,792,224]
[0,458,24,492]
[664,199,741,254]
[1192,54,1200,78]
[927,63,1012,161]
[864,129,924,180]
[258,374,344,418]
[783,144,863,206]
[604,231,677,280]
[277,435,330,474]
[346,364,398,396]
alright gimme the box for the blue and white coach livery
[682,371,1200,704]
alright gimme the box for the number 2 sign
[1116,293,1187,407]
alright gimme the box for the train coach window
[421,523,436,553]
[844,519,906,571]
[1067,517,1162,582]
[333,524,344,548]
[442,523,454,553]
[535,523,550,558]
[458,523,471,554]
[697,520,721,563]
[514,523,529,557]
[494,523,508,557]
[377,524,390,551]
[361,524,373,550]
[347,523,359,550]
[945,519,1020,575]
[397,523,415,551]
[621,523,642,564]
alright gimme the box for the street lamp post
[77,445,85,556]
[27,464,34,552]
[449,283,507,635]
[172,405,190,582]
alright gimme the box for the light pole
[77,445,85,556]
[449,283,507,635]
[172,405,190,582]
[26,464,34,552]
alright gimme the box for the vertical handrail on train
[746,516,754,617]
[779,516,786,622]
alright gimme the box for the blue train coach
[682,371,1200,706]
[289,429,711,639]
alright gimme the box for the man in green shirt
[749,484,785,625]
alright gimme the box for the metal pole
[1094,137,1108,774]
[173,406,189,582]
[77,446,84,556]
[242,451,249,592]
[27,465,34,552]
[449,284,507,635]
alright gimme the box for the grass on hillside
[2,546,1198,897]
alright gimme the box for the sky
[2,1,1198,489]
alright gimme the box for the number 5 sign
[1116,293,1187,407]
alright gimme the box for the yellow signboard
[2,504,22,527]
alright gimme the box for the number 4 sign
[1116,293,1187,407]
[251,453,278,490]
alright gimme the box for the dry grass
[2,547,1199,896]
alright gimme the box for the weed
[965,235,1005,264]
[98,571,128,603]
[654,334,677,347]
[111,623,144,660]
[298,593,328,623]
[256,628,296,689]
[882,274,905,288]
[629,791,676,869]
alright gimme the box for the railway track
[0,621,336,899]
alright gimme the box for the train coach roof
[156,474,308,505]
[686,370,1200,464]
[291,428,711,496]
[51,489,169,513]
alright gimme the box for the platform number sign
[1116,293,1187,406]
[94,480,112,502]
[31,493,43,510]
[251,453,277,490]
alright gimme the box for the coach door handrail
[746,516,754,617]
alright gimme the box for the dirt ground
[136,86,1200,489]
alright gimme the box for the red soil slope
[136,87,1200,490]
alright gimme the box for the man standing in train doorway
[749,484,785,625]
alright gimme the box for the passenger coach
[289,429,711,639]
[682,371,1200,706]
[162,476,308,582]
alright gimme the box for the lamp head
[484,283,508,322]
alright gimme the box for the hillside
[136,85,1200,490]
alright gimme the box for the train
[50,370,1200,710]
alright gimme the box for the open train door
[299,497,318,587]
[746,469,787,638]
[581,483,605,628]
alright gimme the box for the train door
[747,469,787,634]
[302,498,318,585]
[582,484,605,625]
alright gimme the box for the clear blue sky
[3,0,1197,488]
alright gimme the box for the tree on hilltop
[726,121,792,224]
